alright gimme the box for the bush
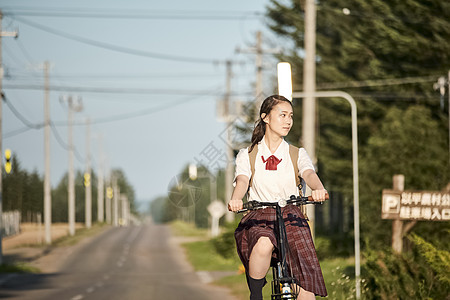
[211,220,241,259]
[315,234,354,260]
[362,234,450,299]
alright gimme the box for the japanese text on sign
[382,190,450,221]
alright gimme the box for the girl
[228,95,327,299]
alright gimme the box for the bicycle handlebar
[236,194,329,214]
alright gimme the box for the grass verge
[0,262,40,274]
[0,223,110,274]
[170,220,209,237]
[175,221,358,299]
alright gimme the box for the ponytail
[249,119,265,153]
[249,95,292,153]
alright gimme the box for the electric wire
[54,84,224,126]
[3,92,85,163]
[2,82,252,96]
[8,15,220,64]
[2,7,264,20]
[50,121,85,163]
[317,75,441,90]
[2,92,43,129]
[16,38,39,67]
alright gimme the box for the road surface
[0,222,236,300]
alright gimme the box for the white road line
[86,287,95,293]
[71,294,84,300]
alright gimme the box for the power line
[50,121,84,163]
[4,85,225,138]
[2,92,84,162]
[2,7,264,20]
[3,82,253,96]
[84,87,221,125]
[8,15,221,64]
[317,75,442,90]
[2,92,42,129]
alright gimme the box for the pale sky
[1,0,282,208]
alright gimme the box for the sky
[1,0,284,210]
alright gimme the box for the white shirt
[234,136,315,203]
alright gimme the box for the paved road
[0,223,236,300]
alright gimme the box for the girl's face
[263,102,293,137]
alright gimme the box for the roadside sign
[382,190,450,221]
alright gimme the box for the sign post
[382,175,450,253]
[207,200,226,237]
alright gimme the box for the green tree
[360,105,449,247]
[149,164,227,229]
[266,0,450,246]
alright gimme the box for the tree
[266,0,450,245]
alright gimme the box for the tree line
[2,155,137,223]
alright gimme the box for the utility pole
[236,31,280,121]
[61,95,83,236]
[224,60,234,222]
[43,62,51,244]
[85,118,92,229]
[121,195,128,226]
[106,183,112,224]
[97,134,104,222]
[0,10,18,263]
[302,0,318,236]
[113,176,119,227]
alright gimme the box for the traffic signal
[4,149,12,174]
[106,187,113,199]
[84,173,91,187]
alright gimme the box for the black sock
[246,275,266,300]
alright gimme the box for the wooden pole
[391,174,404,253]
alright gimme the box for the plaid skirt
[234,205,327,297]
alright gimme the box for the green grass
[174,221,360,299]
[182,239,241,271]
[320,257,358,299]
[0,262,40,274]
[170,220,209,237]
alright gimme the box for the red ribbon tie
[261,155,282,170]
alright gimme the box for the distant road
[0,222,236,300]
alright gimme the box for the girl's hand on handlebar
[311,189,328,202]
[228,199,243,212]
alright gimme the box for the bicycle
[236,195,327,300]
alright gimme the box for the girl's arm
[227,175,250,211]
[302,169,328,201]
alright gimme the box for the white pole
[277,62,292,101]
[97,134,104,222]
[0,11,3,263]
[113,177,119,227]
[68,96,75,236]
[43,61,52,244]
[85,118,92,229]
[292,90,360,299]
[225,61,234,222]
[302,0,317,236]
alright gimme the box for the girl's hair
[249,95,292,152]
